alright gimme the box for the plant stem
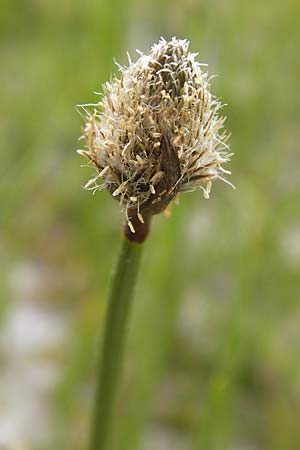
[89,236,143,450]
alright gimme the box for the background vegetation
[1,0,300,449]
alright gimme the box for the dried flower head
[78,37,233,242]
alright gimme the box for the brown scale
[124,133,181,243]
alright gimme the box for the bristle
[77,37,232,220]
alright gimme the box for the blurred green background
[1,0,300,449]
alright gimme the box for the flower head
[78,37,233,241]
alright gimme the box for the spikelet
[78,37,233,241]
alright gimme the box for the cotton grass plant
[77,37,233,450]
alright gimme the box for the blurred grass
[1,0,300,449]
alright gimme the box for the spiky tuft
[78,37,233,241]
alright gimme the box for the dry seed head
[78,37,233,241]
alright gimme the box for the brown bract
[78,37,233,242]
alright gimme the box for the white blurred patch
[1,304,67,354]
[279,224,300,268]
[142,424,187,450]
[0,261,70,449]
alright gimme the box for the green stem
[89,236,143,450]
